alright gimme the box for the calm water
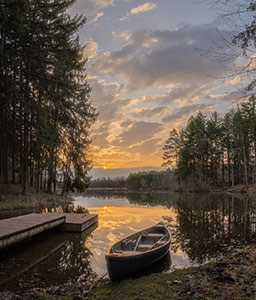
[0,192,256,291]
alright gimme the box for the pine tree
[0,0,97,195]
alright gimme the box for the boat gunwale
[105,223,171,259]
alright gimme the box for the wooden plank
[0,214,65,250]
[52,213,98,232]
[0,212,99,250]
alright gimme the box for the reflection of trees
[73,190,180,208]
[0,225,98,290]
[46,232,96,284]
[126,192,179,209]
[164,193,256,264]
[75,190,127,200]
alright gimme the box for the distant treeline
[0,1,96,195]
[89,177,126,189]
[126,169,175,190]
[88,169,175,190]
[163,97,256,189]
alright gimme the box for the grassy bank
[87,245,256,300]
[4,245,253,300]
[0,182,74,211]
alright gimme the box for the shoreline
[0,182,74,213]
[1,245,255,300]
[86,184,253,194]
[1,184,255,299]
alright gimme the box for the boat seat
[137,241,166,249]
[146,233,163,237]
[137,244,155,248]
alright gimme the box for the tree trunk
[47,163,53,194]
[36,170,41,194]
[22,110,28,195]
[227,145,231,186]
[61,175,67,196]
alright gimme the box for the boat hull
[106,241,171,281]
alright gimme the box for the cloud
[88,77,132,122]
[162,103,215,124]
[90,12,104,24]
[129,138,163,156]
[89,24,233,90]
[83,39,99,61]
[130,2,157,15]
[112,32,132,42]
[131,107,168,118]
[224,75,243,86]
[91,122,111,149]
[69,0,132,17]
[120,119,134,127]
[113,121,165,147]
[141,85,208,104]
[120,2,157,21]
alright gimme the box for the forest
[87,169,176,190]
[89,177,127,189]
[126,169,175,190]
[163,97,256,189]
[0,0,96,195]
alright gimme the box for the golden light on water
[85,205,188,275]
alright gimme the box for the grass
[87,269,192,300]
[27,245,256,300]
[35,293,74,300]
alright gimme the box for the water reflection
[79,192,256,269]
[126,192,178,208]
[1,191,256,291]
[164,193,256,264]
[0,223,98,291]
[85,205,176,276]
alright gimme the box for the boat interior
[111,224,169,253]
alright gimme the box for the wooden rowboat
[105,221,171,281]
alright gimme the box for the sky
[69,0,245,178]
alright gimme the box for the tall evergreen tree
[0,0,97,195]
[163,99,256,189]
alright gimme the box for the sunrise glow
[70,0,241,175]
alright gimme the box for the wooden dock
[61,213,98,232]
[0,212,98,250]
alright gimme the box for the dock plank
[0,212,98,250]
[49,213,98,232]
[0,213,65,250]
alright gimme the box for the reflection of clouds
[85,205,176,276]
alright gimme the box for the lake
[0,191,256,291]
